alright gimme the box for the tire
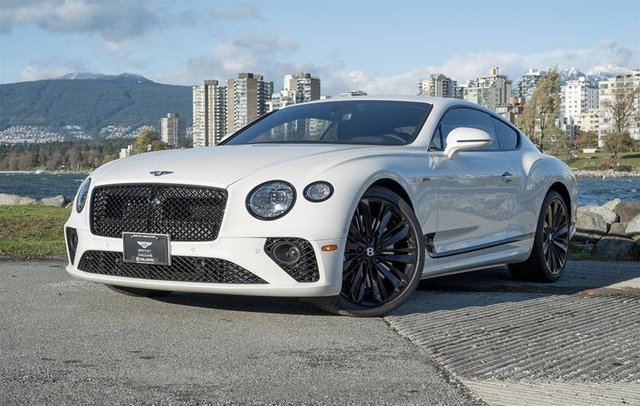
[314,186,425,317]
[106,285,173,298]
[509,190,569,282]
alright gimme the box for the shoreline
[571,169,640,178]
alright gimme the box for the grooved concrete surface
[387,261,640,406]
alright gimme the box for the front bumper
[65,227,345,297]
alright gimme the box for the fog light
[273,243,301,264]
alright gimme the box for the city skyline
[0,0,638,96]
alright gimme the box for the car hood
[91,144,392,188]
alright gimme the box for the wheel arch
[548,181,572,220]
[369,178,414,209]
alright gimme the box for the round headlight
[303,181,334,202]
[246,181,296,220]
[75,177,91,213]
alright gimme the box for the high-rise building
[561,76,598,121]
[598,70,640,145]
[226,73,274,134]
[463,68,513,111]
[573,110,599,133]
[192,80,227,147]
[417,74,458,98]
[160,113,187,147]
[267,89,296,112]
[285,72,321,103]
[515,69,545,101]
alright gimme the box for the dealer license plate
[123,232,171,266]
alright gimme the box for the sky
[0,0,639,96]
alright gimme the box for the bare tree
[520,69,561,151]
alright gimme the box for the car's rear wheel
[106,285,173,297]
[509,190,569,282]
[314,186,425,317]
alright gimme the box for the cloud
[0,0,159,43]
[152,38,638,97]
[153,32,302,86]
[20,56,89,81]
[317,40,640,96]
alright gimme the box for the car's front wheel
[106,285,173,297]
[509,190,569,282]
[314,186,425,317]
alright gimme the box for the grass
[561,151,640,171]
[0,205,70,258]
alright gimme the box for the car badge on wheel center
[150,171,173,176]
[366,247,376,257]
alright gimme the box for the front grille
[91,184,227,241]
[78,250,267,284]
[264,238,320,282]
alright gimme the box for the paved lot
[0,260,474,405]
[2,259,638,405]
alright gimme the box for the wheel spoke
[375,205,393,238]
[359,200,374,237]
[375,262,404,288]
[382,254,415,264]
[380,225,409,248]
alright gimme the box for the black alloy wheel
[314,186,425,316]
[509,190,569,282]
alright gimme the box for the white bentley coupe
[65,97,577,316]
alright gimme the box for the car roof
[285,95,482,111]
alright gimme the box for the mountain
[586,65,633,82]
[557,67,586,85]
[555,65,633,85]
[0,73,192,136]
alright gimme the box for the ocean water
[0,172,638,206]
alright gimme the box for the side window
[429,127,443,151]
[440,108,500,151]
[492,117,519,150]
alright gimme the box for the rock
[0,193,37,205]
[579,205,618,225]
[609,222,629,237]
[575,210,608,241]
[39,195,68,207]
[614,202,640,223]
[602,198,621,212]
[595,237,640,261]
[626,214,640,241]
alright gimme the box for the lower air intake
[78,250,267,284]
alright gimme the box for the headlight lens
[75,177,91,213]
[303,181,334,202]
[246,181,296,220]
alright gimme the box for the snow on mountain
[56,72,153,83]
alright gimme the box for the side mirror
[443,127,492,159]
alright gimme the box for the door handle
[502,171,514,183]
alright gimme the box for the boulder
[575,210,608,241]
[0,193,37,205]
[626,214,640,241]
[39,195,68,207]
[595,237,640,261]
[602,198,621,212]
[608,222,629,237]
[614,202,640,223]
[579,205,618,225]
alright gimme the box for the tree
[603,131,634,158]
[132,128,165,154]
[601,83,640,133]
[575,130,599,149]
[520,69,561,151]
[544,127,573,158]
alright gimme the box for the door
[429,107,518,257]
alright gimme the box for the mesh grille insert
[264,238,320,283]
[90,184,227,241]
[78,250,267,284]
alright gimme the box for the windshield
[222,100,432,146]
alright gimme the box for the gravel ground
[0,260,476,406]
